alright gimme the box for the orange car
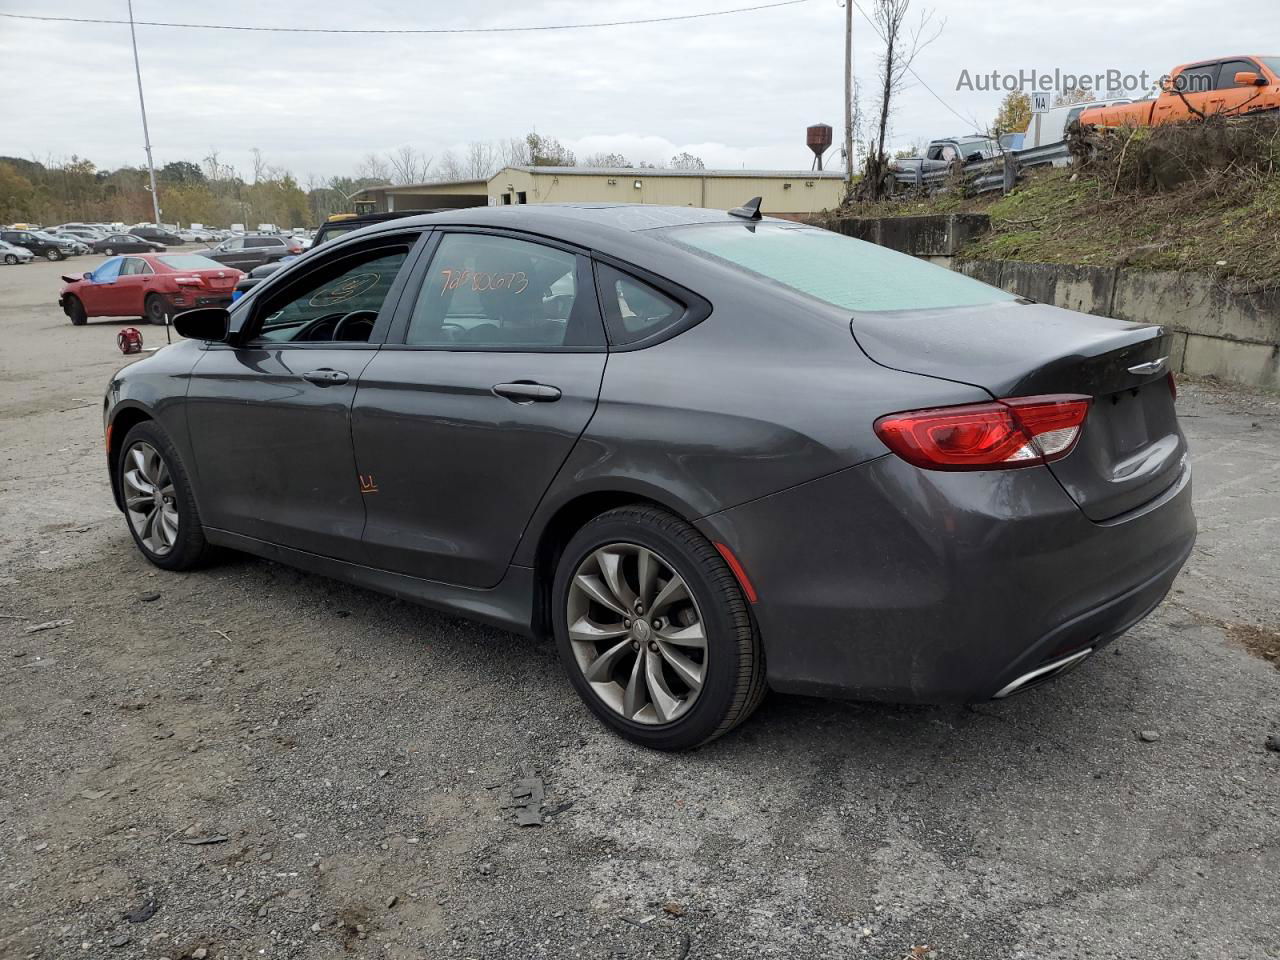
[1081,55,1280,128]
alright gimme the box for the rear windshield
[159,254,223,270]
[665,222,1017,312]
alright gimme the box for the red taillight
[173,274,203,286]
[1166,371,1177,401]
[874,394,1091,471]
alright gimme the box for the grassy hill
[836,120,1280,287]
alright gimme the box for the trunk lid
[852,300,1187,521]
[196,270,237,291]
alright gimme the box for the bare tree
[387,146,431,185]
[669,152,706,170]
[497,137,531,168]
[251,147,268,185]
[358,152,392,184]
[581,152,631,168]
[434,150,464,182]
[463,141,499,179]
[861,0,943,200]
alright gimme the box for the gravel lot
[1,255,1278,960]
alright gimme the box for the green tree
[525,133,576,167]
[993,91,1031,135]
[159,160,205,185]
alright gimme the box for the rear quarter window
[665,222,1016,313]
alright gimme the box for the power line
[846,0,980,132]
[0,1,813,35]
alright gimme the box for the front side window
[92,258,123,283]
[595,264,685,346]
[120,258,151,276]
[666,222,1017,313]
[1215,59,1261,89]
[405,233,602,349]
[251,244,410,344]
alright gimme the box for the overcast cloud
[1,0,1276,180]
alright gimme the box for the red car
[59,253,242,326]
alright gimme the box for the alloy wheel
[566,542,707,725]
[122,441,179,556]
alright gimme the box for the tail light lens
[173,275,203,286]
[1166,371,1177,401]
[874,395,1091,471]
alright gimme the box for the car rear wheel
[66,296,87,326]
[552,505,766,750]
[144,294,167,325]
[103,247,115,256]
[117,421,209,571]
[45,248,62,262]
[3,254,15,265]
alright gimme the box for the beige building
[353,166,847,218]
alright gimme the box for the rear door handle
[302,368,349,386]
[493,381,562,403]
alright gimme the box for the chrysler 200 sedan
[103,202,1196,750]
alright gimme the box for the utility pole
[844,0,855,189]
[128,0,162,227]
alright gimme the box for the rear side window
[246,237,282,248]
[1173,63,1218,94]
[666,222,1016,313]
[595,264,685,345]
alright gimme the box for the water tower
[807,123,833,170]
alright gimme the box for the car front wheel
[45,248,62,262]
[117,421,209,570]
[552,505,766,750]
[66,296,87,326]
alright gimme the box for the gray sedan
[0,240,34,264]
[101,203,1195,749]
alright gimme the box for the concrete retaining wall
[827,213,1280,390]
[958,259,1280,390]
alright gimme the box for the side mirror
[174,307,230,342]
[70,272,90,283]
[1235,70,1266,87]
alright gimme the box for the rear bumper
[696,454,1196,703]
[161,292,234,311]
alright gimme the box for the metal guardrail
[891,141,1072,195]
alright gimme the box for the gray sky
[1,0,1275,180]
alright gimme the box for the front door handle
[493,381,562,403]
[302,368,349,387]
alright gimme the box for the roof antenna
[728,196,763,221]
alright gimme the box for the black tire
[552,505,766,750]
[45,248,62,262]
[117,420,209,571]
[66,296,87,326]
[144,294,167,325]
[103,247,115,256]
[3,254,16,265]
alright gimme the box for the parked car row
[0,227,83,262]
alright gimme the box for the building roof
[504,166,846,179]
[359,178,489,194]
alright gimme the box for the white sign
[1031,92,1051,114]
